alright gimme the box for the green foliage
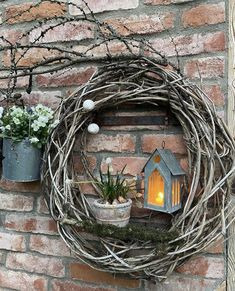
[94,165,131,203]
[81,220,179,254]
[0,104,58,148]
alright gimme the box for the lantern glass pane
[172,179,180,207]
[148,169,164,207]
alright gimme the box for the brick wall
[0,0,227,290]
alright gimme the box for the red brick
[36,196,49,214]
[3,48,63,67]
[142,134,186,154]
[73,155,97,175]
[0,29,25,45]
[145,0,193,5]
[148,276,217,291]
[180,158,188,172]
[30,235,71,257]
[51,279,116,291]
[202,84,225,106]
[69,0,139,15]
[36,66,96,88]
[176,255,224,278]
[0,232,26,252]
[204,236,224,254]
[70,263,140,288]
[0,193,34,211]
[0,267,47,291]
[6,253,65,277]
[21,90,62,109]
[29,21,95,43]
[76,41,139,58]
[182,3,225,28]
[0,178,40,193]
[150,32,225,57]
[104,12,175,36]
[76,176,97,195]
[6,1,66,24]
[0,74,29,89]
[5,214,57,235]
[204,32,225,52]
[101,157,147,176]
[184,57,225,79]
[86,134,136,153]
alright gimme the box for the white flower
[13,117,20,125]
[29,137,39,143]
[0,107,4,118]
[38,116,49,123]
[38,121,46,128]
[31,122,39,132]
[10,106,24,116]
[105,157,112,165]
[1,104,55,146]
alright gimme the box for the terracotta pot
[93,198,132,227]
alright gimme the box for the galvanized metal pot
[2,138,42,182]
[93,198,132,227]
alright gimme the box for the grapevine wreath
[0,0,234,281]
[41,56,235,280]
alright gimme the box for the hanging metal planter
[2,138,42,182]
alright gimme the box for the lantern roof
[143,148,185,176]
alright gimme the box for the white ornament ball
[88,123,100,134]
[83,99,95,111]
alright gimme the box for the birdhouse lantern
[143,149,185,213]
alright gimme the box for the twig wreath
[41,56,235,280]
[0,0,235,281]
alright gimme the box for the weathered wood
[228,0,235,136]
[42,57,235,280]
[227,1,235,290]
[227,195,235,291]
[96,115,179,126]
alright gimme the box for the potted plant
[92,166,133,227]
[0,104,58,182]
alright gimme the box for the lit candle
[155,191,164,206]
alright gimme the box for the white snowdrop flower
[5,125,11,130]
[105,157,112,165]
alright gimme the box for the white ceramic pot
[93,198,132,227]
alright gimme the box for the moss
[80,220,179,251]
